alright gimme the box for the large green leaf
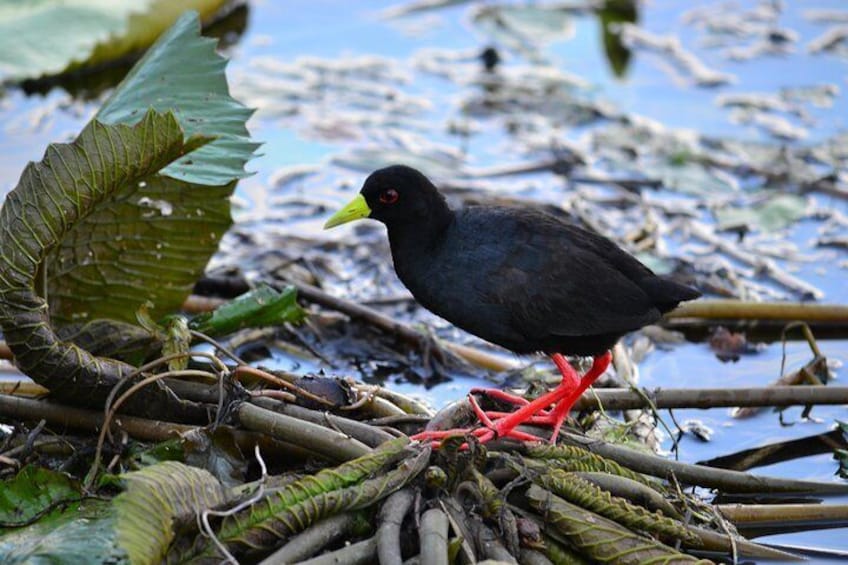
[97,11,260,186]
[0,110,214,415]
[42,9,257,325]
[0,0,229,84]
[44,170,232,325]
[0,11,256,415]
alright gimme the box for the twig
[234,365,336,408]
[238,402,372,461]
[572,385,847,411]
[183,288,520,371]
[292,536,378,565]
[0,394,316,460]
[439,497,476,563]
[0,381,49,396]
[718,503,848,525]
[419,508,449,565]
[367,415,431,427]
[87,367,220,488]
[182,294,226,313]
[358,394,409,418]
[733,349,827,418]
[519,549,555,565]
[190,329,248,366]
[265,282,520,372]
[668,299,848,322]
[377,488,415,565]
[468,517,517,563]
[351,383,434,417]
[687,221,824,299]
[251,397,395,447]
[260,512,366,564]
[203,446,268,565]
[687,523,801,561]
[558,432,848,494]
[251,389,298,403]
[0,437,72,461]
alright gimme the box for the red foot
[412,351,612,449]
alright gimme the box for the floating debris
[708,326,763,362]
[618,23,736,86]
[808,25,848,57]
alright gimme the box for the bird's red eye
[379,188,399,205]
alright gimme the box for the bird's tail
[641,277,701,314]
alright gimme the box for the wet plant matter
[2,1,848,563]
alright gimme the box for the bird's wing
[474,212,661,339]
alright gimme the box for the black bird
[325,165,700,444]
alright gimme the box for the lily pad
[0,0,229,84]
[714,193,808,232]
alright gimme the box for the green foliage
[0,466,82,527]
[533,470,700,546]
[115,461,230,565]
[189,285,306,336]
[218,437,410,541]
[212,444,430,558]
[526,444,654,486]
[0,110,214,413]
[599,0,637,78]
[96,11,260,186]
[0,500,120,565]
[0,0,229,83]
[170,437,419,561]
[0,11,257,414]
[0,470,114,564]
[527,485,710,564]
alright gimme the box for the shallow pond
[2,0,848,559]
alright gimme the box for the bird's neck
[386,206,455,255]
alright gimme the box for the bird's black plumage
[352,165,700,356]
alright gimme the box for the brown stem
[717,503,848,525]
[573,385,847,411]
[0,394,312,459]
[261,512,367,564]
[238,402,372,461]
[668,300,848,322]
[558,432,848,494]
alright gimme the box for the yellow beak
[324,194,372,229]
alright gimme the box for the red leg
[411,352,611,449]
[547,351,611,443]
[485,353,583,439]
[551,353,581,390]
[470,353,580,416]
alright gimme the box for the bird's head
[323,165,450,231]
